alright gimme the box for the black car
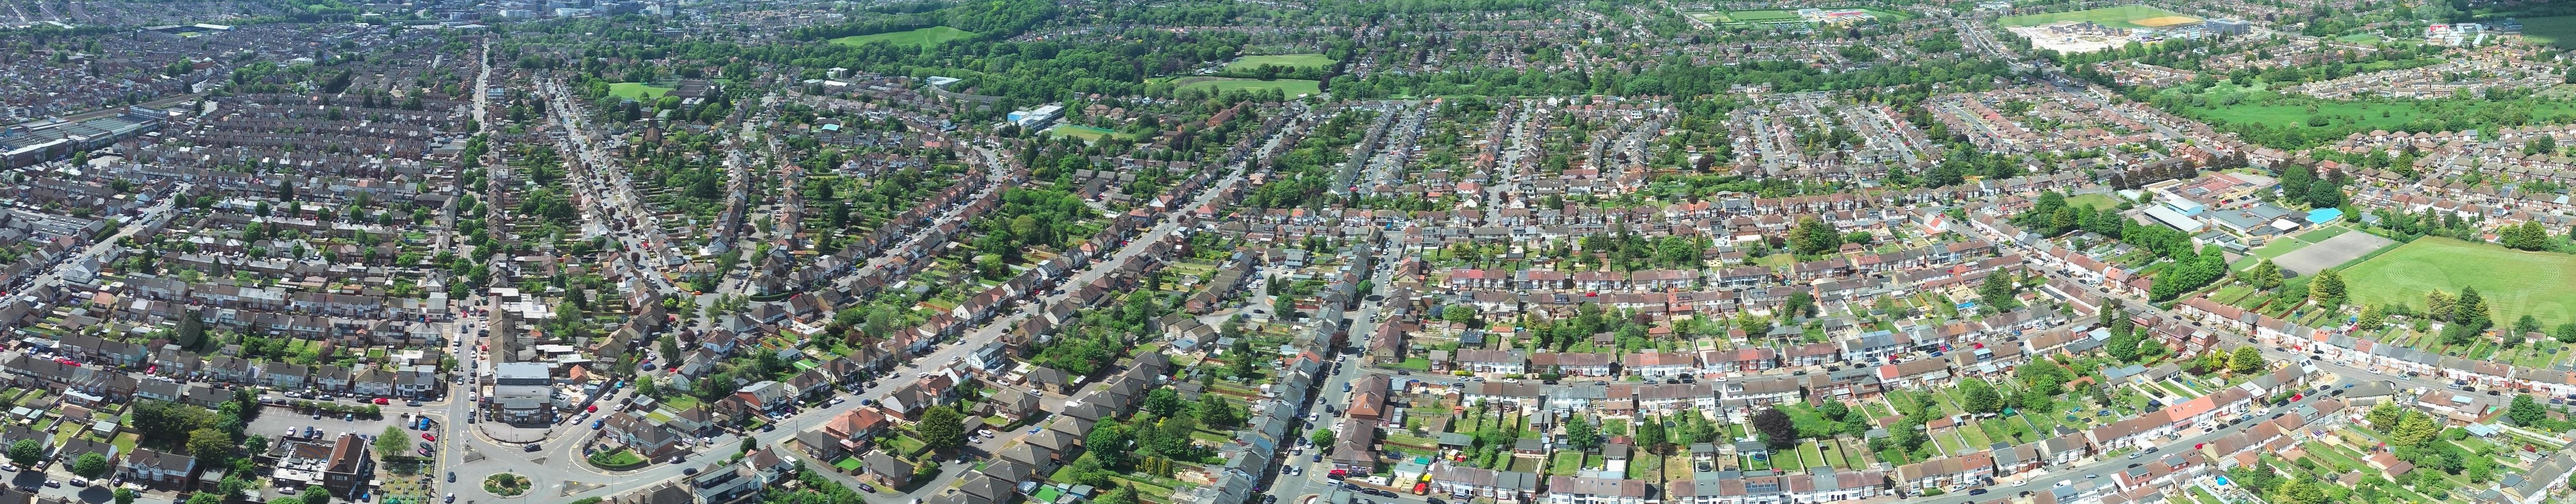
[524,443,544,453]
[683,467,701,476]
[2127,463,2141,469]
[2145,447,2159,454]
[448,472,456,483]
[1968,489,1987,496]
[1429,499,1447,504]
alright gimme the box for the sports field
[828,26,972,48]
[1160,77,1322,97]
[2340,237,2576,326]
[1999,5,2197,29]
[608,82,675,100]
[2271,230,2392,276]
[1226,54,1336,72]
[2520,16,2576,48]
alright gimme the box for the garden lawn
[2340,237,2576,327]
[1549,452,1583,475]
[828,26,972,48]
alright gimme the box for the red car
[421,433,437,442]
[585,404,598,412]
[373,398,391,405]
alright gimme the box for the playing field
[608,82,675,100]
[1727,9,1804,23]
[1162,77,1322,97]
[2520,16,2576,48]
[1226,54,1336,72]
[1999,5,2197,29]
[1046,124,1130,141]
[828,26,971,48]
[2340,237,2576,326]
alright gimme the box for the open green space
[1156,77,1323,97]
[608,82,676,101]
[2340,237,2576,326]
[2520,16,2576,48]
[1046,124,1129,142]
[1226,54,1336,72]
[2066,193,2124,210]
[828,26,973,48]
[1998,5,2193,28]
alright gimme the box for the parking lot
[245,404,435,454]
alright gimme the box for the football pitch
[1999,5,2199,29]
[2340,237,2576,326]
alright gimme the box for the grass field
[2066,193,2124,210]
[1159,77,1323,97]
[828,26,972,48]
[1227,54,1336,72]
[1046,124,1131,141]
[1999,5,2195,29]
[2341,237,2576,326]
[2521,16,2576,48]
[608,82,675,101]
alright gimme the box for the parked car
[448,473,457,483]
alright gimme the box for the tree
[1635,416,1668,454]
[130,400,206,445]
[1977,274,2018,310]
[6,440,40,467]
[188,428,234,461]
[2247,260,2284,290]
[1442,305,1477,326]
[1752,407,1798,448]
[2529,135,2559,156]
[2356,304,2386,332]
[1787,218,1844,256]
[1142,389,1182,418]
[2393,410,2442,446]
[1961,379,2004,414]
[2428,291,2458,321]
[1196,393,1241,428]
[1564,418,1603,451]
[2308,268,2346,308]
[187,493,225,504]
[917,406,967,453]
[374,425,412,459]
[113,488,136,504]
[1310,427,1335,447]
[69,453,109,479]
[1087,423,1135,469]
[2222,347,2265,375]
[2510,394,2548,426]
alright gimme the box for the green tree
[2230,347,2267,374]
[1787,217,1844,256]
[70,453,110,479]
[6,440,41,467]
[1142,389,1182,418]
[376,426,412,458]
[2247,260,2284,290]
[1564,418,1603,451]
[1310,427,1335,447]
[917,406,967,453]
[1087,422,1135,469]
[1977,274,2018,310]
[1960,379,2003,414]
[113,488,137,504]
[1443,305,1477,326]
[187,428,234,461]
[2308,268,2346,308]
[1752,407,1798,448]
[2356,304,2386,332]
[1635,415,1668,454]
[2509,394,2548,426]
